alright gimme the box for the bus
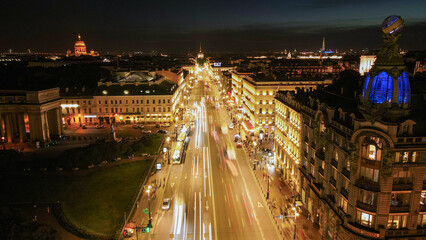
[172,141,184,164]
[177,132,187,142]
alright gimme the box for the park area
[0,133,164,239]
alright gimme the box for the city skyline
[1,0,426,53]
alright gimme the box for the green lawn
[0,160,153,237]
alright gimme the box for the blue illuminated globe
[382,15,404,35]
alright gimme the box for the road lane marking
[203,147,206,197]
[258,202,263,208]
[232,178,234,184]
[228,218,231,227]
[207,147,212,197]
[194,192,197,238]
[224,195,227,202]
[242,192,253,225]
[221,177,224,183]
[235,195,239,202]
[206,101,218,240]
[241,218,245,228]
[228,185,242,234]
[199,191,202,240]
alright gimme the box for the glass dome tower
[360,16,411,121]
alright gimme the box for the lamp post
[146,186,152,229]
[292,207,299,240]
[266,164,270,200]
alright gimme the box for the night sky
[1,0,426,53]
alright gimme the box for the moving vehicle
[172,141,184,164]
[236,141,242,148]
[157,129,167,134]
[162,198,171,210]
[132,124,138,129]
[142,129,152,134]
[155,124,161,128]
[138,124,145,129]
[82,125,87,129]
[228,123,234,129]
[96,124,105,129]
[161,123,170,127]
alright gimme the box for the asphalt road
[150,71,280,240]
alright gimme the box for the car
[133,124,138,129]
[161,123,170,127]
[142,129,152,134]
[228,123,234,129]
[157,129,167,134]
[96,124,105,129]
[155,124,161,128]
[236,142,242,148]
[138,124,145,129]
[162,198,171,210]
[82,125,87,129]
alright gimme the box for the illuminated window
[418,214,426,227]
[420,191,426,206]
[339,197,348,213]
[360,166,379,182]
[357,211,374,227]
[368,145,376,160]
[358,189,377,205]
[388,215,407,229]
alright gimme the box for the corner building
[274,16,426,240]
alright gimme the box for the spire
[199,42,202,53]
[78,34,81,40]
[321,37,325,52]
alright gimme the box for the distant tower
[321,37,326,52]
[197,42,204,59]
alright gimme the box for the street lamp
[292,207,299,240]
[266,164,270,200]
[146,186,152,230]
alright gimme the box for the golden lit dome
[74,34,87,56]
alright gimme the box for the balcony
[340,188,348,199]
[304,136,309,143]
[342,168,350,179]
[326,194,335,204]
[356,201,377,212]
[421,204,426,212]
[361,157,381,168]
[317,150,325,160]
[313,182,323,193]
[318,168,324,176]
[392,181,413,191]
[390,205,410,213]
[331,158,338,169]
[329,177,336,187]
[347,222,380,239]
[356,177,380,192]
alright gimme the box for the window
[360,166,379,182]
[147,107,149,112]
[358,189,377,205]
[105,100,107,104]
[88,101,91,105]
[99,101,101,104]
[393,170,412,184]
[259,91,263,95]
[388,215,407,229]
[77,108,80,114]
[368,145,376,160]
[153,107,156,112]
[136,100,139,104]
[163,107,166,112]
[119,108,122,112]
[77,101,80,104]
[111,108,114,113]
[356,211,374,227]
[126,108,128,113]
[418,214,426,227]
[147,100,149,104]
[105,108,108,113]
[399,152,417,163]
[132,100,134,104]
[339,197,348,213]
[126,100,128,104]
[153,100,155,104]
[259,108,262,114]
[342,178,349,190]
[119,100,122,104]
[141,100,143,104]
[260,100,263,104]
[390,193,410,206]
[88,108,91,113]
[114,100,117,104]
[163,99,165,104]
[168,107,170,112]
[420,191,426,206]
[168,99,170,104]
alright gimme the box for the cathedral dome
[75,34,86,48]
[362,71,410,104]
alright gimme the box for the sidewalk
[247,148,322,240]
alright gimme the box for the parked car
[142,129,152,134]
[155,124,161,128]
[162,198,171,210]
[138,124,145,129]
[82,125,87,129]
[161,123,170,127]
[157,129,167,134]
[132,124,138,129]
[228,123,234,129]
[96,124,105,129]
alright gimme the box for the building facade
[274,16,426,240]
[0,88,62,143]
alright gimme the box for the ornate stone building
[274,16,426,239]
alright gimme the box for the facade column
[43,111,50,141]
[47,107,62,136]
[28,112,49,142]
[17,112,27,142]
[0,113,4,141]
[4,113,14,143]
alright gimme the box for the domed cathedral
[273,16,426,240]
[66,34,99,57]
